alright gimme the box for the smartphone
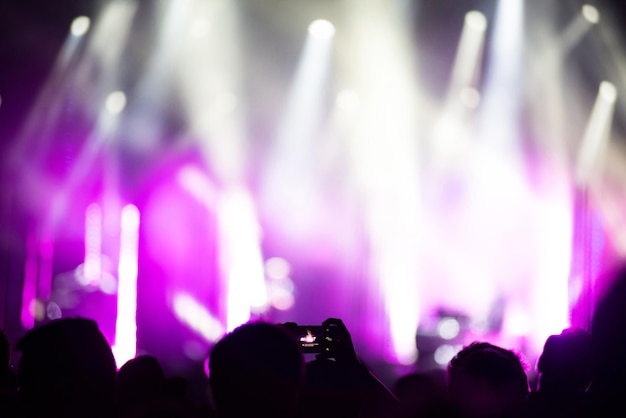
[294,325,333,354]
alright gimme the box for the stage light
[21,234,39,330]
[265,257,291,280]
[177,165,218,209]
[113,204,140,368]
[106,91,127,114]
[260,9,334,245]
[576,80,618,185]
[173,293,224,342]
[218,188,268,330]
[339,0,423,366]
[465,11,487,32]
[83,203,102,285]
[71,16,91,37]
[46,301,62,320]
[504,307,532,336]
[448,10,488,94]
[432,7,487,160]
[582,4,600,24]
[438,317,461,340]
[31,299,46,322]
[269,287,295,311]
[599,80,617,103]
[434,344,458,366]
[308,19,336,40]
[99,272,117,295]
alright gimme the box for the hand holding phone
[294,325,335,354]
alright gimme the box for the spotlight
[599,80,617,103]
[265,257,291,280]
[105,91,127,114]
[46,301,62,320]
[173,293,224,342]
[437,317,461,340]
[99,273,118,295]
[434,344,458,366]
[71,16,91,37]
[308,19,336,40]
[582,4,600,24]
[465,11,487,32]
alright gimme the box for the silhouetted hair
[536,327,592,393]
[117,355,166,409]
[447,341,528,418]
[16,317,117,418]
[590,263,626,413]
[208,321,304,418]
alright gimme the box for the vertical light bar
[576,81,617,186]
[448,11,487,102]
[432,10,488,162]
[260,18,335,241]
[479,0,524,152]
[219,188,267,332]
[83,203,103,285]
[559,4,600,55]
[21,233,39,329]
[342,0,422,365]
[113,204,140,368]
[569,81,617,329]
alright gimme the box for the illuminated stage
[1,0,626,387]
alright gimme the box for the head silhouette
[590,263,626,413]
[536,327,592,394]
[447,341,528,418]
[16,317,117,418]
[0,331,9,371]
[117,354,166,410]
[208,321,304,418]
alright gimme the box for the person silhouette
[589,263,626,417]
[447,341,529,418]
[525,327,592,418]
[208,321,305,418]
[0,330,18,417]
[16,317,117,418]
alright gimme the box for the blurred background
[1,0,626,390]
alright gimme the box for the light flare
[113,204,140,368]
[218,187,268,331]
[83,203,103,285]
[173,293,224,342]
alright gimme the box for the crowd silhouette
[2,263,626,418]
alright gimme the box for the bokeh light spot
[582,4,600,24]
[46,301,62,320]
[106,91,127,114]
[434,344,458,366]
[71,16,91,36]
[437,317,461,340]
[308,19,335,40]
[265,257,291,280]
[465,11,487,32]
